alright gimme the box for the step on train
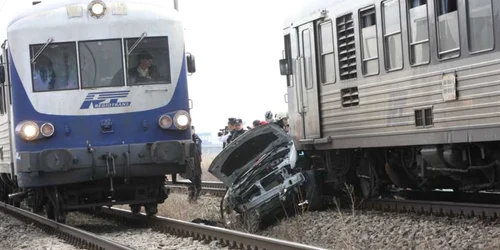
[0,0,198,222]
[279,0,500,201]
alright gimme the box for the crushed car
[208,123,323,231]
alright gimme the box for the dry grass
[176,153,221,182]
[199,154,220,182]
[156,193,221,222]
[114,193,221,222]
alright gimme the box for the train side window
[302,29,314,89]
[382,0,404,71]
[0,82,4,115]
[318,20,336,84]
[359,7,379,76]
[435,0,460,59]
[79,39,124,88]
[407,0,430,65]
[283,34,293,87]
[30,42,79,92]
[466,0,494,53]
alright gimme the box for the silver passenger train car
[279,0,500,197]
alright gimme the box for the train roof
[282,0,373,29]
[7,0,176,28]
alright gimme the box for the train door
[0,41,14,177]
[296,22,321,140]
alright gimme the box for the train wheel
[357,157,379,199]
[302,170,324,211]
[0,183,7,203]
[46,203,55,220]
[144,203,158,217]
[130,204,141,214]
[45,202,66,223]
[44,187,66,223]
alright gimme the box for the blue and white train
[0,0,197,222]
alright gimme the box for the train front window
[30,42,78,92]
[125,37,171,86]
[79,39,124,88]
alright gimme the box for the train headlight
[174,111,191,130]
[15,121,39,141]
[40,123,55,137]
[158,114,173,129]
[88,0,106,18]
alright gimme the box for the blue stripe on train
[10,52,191,152]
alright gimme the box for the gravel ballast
[0,210,78,250]
[262,209,500,249]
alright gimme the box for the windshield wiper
[31,38,53,64]
[127,32,147,56]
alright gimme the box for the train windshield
[79,39,124,88]
[30,36,171,92]
[125,37,171,85]
[30,43,79,92]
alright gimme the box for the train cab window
[318,20,336,84]
[382,0,404,71]
[407,0,430,65]
[359,7,379,76]
[466,0,494,53]
[79,39,124,88]
[435,0,460,59]
[125,37,171,86]
[30,42,78,92]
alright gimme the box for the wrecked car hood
[208,124,294,187]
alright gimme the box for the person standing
[188,125,202,202]
[227,119,247,144]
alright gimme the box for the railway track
[363,190,500,218]
[363,198,500,218]
[97,206,328,250]
[1,197,327,249]
[172,180,500,219]
[0,201,134,250]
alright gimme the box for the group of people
[218,111,290,148]
[218,118,247,148]
[252,111,290,133]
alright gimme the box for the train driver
[128,51,159,83]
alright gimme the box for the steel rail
[166,180,227,197]
[363,198,500,218]
[0,201,134,250]
[167,185,227,197]
[100,206,328,250]
[166,180,225,189]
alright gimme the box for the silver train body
[279,0,500,195]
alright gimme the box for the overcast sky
[0,0,290,139]
[181,0,289,137]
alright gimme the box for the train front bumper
[15,140,196,187]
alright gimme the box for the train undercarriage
[0,175,170,223]
[308,142,500,201]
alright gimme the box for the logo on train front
[80,91,131,109]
